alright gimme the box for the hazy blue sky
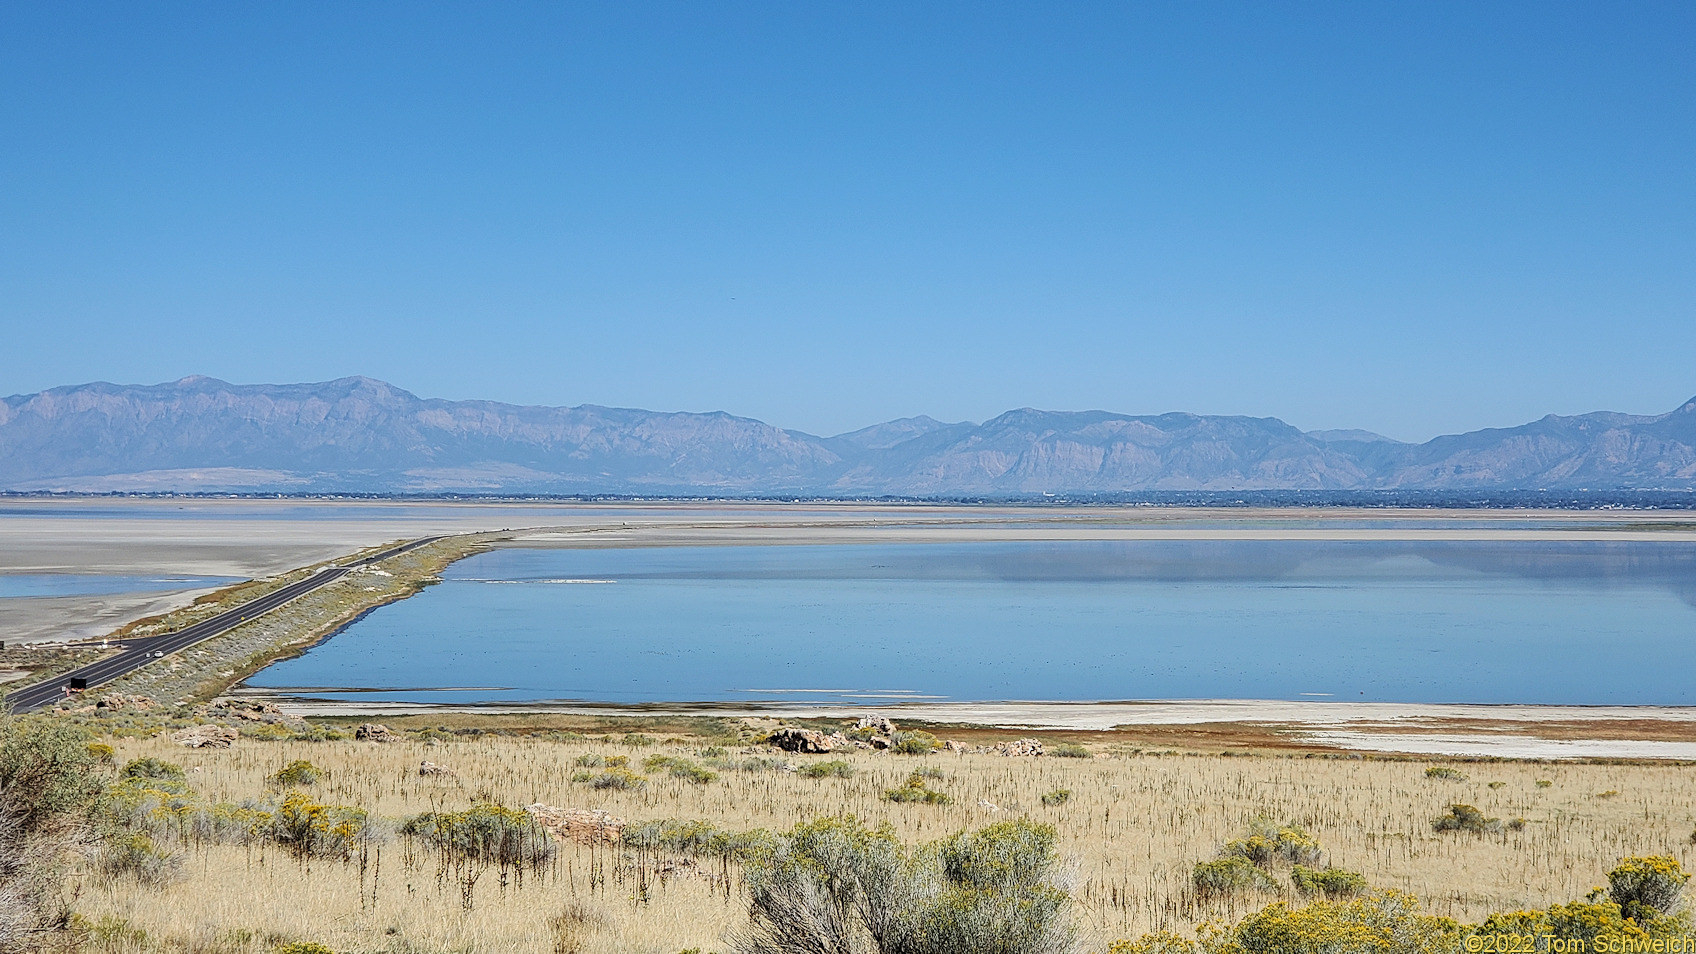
[2,3,1692,441]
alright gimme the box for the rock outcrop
[765,728,837,754]
[355,723,398,743]
[853,716,898,737]
[172,724,238,748]
[526,805,625,845]
[992,738,1045,757]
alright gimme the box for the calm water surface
[246,541,1696,705]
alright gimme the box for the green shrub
[1608,855,1690,922]
[796,760,854,779]
[1221,820,1322,868]
[100,831,181,885]
[1433,803,1498,833]
[1536,779,1553,788]
[101,772,200,836]
[891,730,941,755]
[1050,742,1092,759]
[1192,857,1279,898]
[191,801,276,845]
[120,756,184,783]
[571,767,647,790]
[573,753,628,769]
[1424,766,1467,781]
[621,732,654,747]
[885,771,951,805]
[2,719,103,825]
[273,944,340,954]
[641,755,719,784]
[624,819,774,860]
[1290,865,1367,898]
[270,791,375,860]
[86,741,117,764]
[268,759,322,787]
[1041,789,1072,806]
[401,804,555,869]
[736,816,1074,954]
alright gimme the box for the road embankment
[55,533,503,710]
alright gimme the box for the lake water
[245,541,1696,705]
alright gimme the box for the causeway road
[4,536,442,714]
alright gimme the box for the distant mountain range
[2,376,1694,495]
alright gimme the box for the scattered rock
[97,693,156,711]
[526,804,625,845]
[206,697,281,714]
[192,698,306,731]
[418,760,457,777]
[355,723,398,743]
[992,738,1045,757]
[766,727,837,754]
[977,800,1001,812]
[172,724,238,748]
[943,740,971,753]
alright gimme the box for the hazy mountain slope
[824,415,959,452]
[832,409,1371,493]
[2,377,1694,493]
[1378,399,1696,489]
[0,377,840,492]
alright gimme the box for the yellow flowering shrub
[1608,855,1690,922]
[1116,891,1460,954]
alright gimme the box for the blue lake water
[245,541,1696,705]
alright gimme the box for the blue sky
[2,3,1692,441]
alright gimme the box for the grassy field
[69,726,1696,954]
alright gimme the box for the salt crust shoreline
[253,697,1696,761]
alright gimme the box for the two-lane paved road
[4,536,442,713]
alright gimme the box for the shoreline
[250,695,1696,761]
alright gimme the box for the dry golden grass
[71,731,1696,953]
